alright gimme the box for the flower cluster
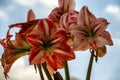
[0,0,113,79]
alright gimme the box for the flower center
[86,30,95,38]
[42,40,52,51]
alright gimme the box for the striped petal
[29,47,45,64]
[58,0,75,12]
[60,11,78,30]
[78,6,96,27]
[27,34,42,46]
[12,33,31,49]
[27,9,36,22]
[50,29,67,44]
[91,18,109,35]
[0,39,29,78]
[38,19,57,39]
[96,31,113,47]
[48,7,63,22]
[46,55,57,71]
[73,37,89,51]
[53,43,75,60]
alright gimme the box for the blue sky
[0,0,120,80]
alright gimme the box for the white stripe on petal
[43,20,49,38]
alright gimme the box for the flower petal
[60,11,78,30]
[50,29,67,44]
[48,7,63,22]
[91,18,109,35]
[96,46,106,57]
[38,19,57,39]
[0,39,29,78]
[78,6,96,27]
[27,9,36,22]
[73,37,89,51]
[96,31,113,47]
[27,34,42,46]
[71,25,88,39]
[53,43,75,60]
[8,20,39,34]
[46,55,57,71]
[58,0,75,12]
[29,47,45,64]
[12,33,31,49]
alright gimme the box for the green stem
[37,64,44,80]
[86,49,94,80]
[53,71,63,80]
[64,61,70,80]
[42,63,52,80]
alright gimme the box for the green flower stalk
[86,49,94,80]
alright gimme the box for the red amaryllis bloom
[0,10,37,78]
[0,33,31,78]
[27,18,75,72]
[71,6,113,54]
[48,0,76,22]
[60,11,78,31]
[59,11,78,45]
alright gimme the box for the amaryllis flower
[60,11,78,31]
[71,6,113,55]
[27,18,75,72]
[0,33,31,78]
[59,11,78,45]
[48,0,76,22]
[0,9,38,78]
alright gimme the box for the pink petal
[69,0,75,11]
[71,25,88,39]
[48,7,63,22]
[50,29,67,44]
[60,13,70,29]
[96,31,113,47]
[89,41,97,51]
[60,11,78,30]
[73,37,89,51]
[27,9,36,22]
[58,0,75,12]
[91,18,109,35]
[78,6,96,27]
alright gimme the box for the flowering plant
[0,0,113,80]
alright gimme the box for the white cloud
[13,0,37,6]
[0,10,8,22]
[0,57,47,80]
[105,4,119,15]
[13,0,58,7]
[113,38,120,47]
[105,4,120,20]
[38,0,58,7]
